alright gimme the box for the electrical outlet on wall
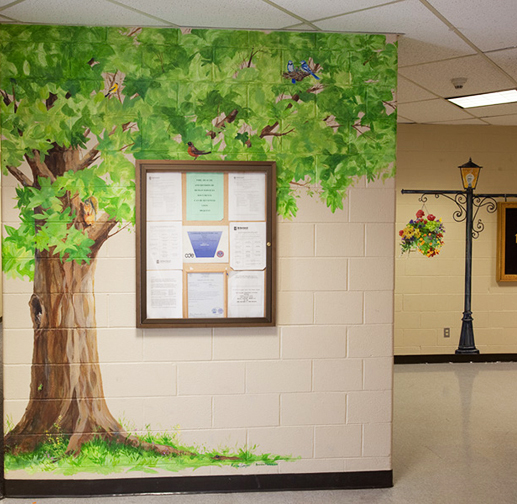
[444,328,450,338]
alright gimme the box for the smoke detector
[451,77,467,90]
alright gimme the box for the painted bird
[105,82,118,97]
[287,60,296,84]
[187,141,211,159]
[301,60,320,80]
[83,196,98,226]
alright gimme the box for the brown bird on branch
[187,141,211,159]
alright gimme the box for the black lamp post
[402,160,517,355]
[457,159,481,354]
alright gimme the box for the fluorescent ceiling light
[447,89,517,108]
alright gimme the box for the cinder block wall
[4,176,395,476]
[395,124,517,355]
[2,24,396,479]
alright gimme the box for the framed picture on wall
[136,160,276,327]
[497,202,517,282]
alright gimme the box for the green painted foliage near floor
[4,423,296,475]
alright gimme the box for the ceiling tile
[428,118,488,125]
[466,102,517,118]
[427,0,517,52]
[283,24,317,31]
[115,0,300,29]
[0,0,172,26]
[271,0,391,22]
[399,55,516,98]
[314,0,473,62]
[399,36,475,67]
[397,115,416,124]
[397,75,437,103]
[487,48,517,82]
[398,98,473,123]
[483,114,517,126]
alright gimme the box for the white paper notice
[228,172,266,221]
[147,172,182,221]
[187,272,225,318]
[230,221,266,270]
[228,271,265,318]
[147,222,183,270]
[147,270,183,319]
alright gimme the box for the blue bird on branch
[287,60,296,83]
[301,60,320,80]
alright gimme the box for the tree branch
[87,213,119,258]
[11,83,18,113]
[207,109,239,138]
[260,122,295,138]
[107,223,129,240]
[7,165,33,187]
[46,92,58,110]
[0,89,11,106]
[118,140,135,152]
[383,100,396,111]
[25,151,57,183]
[71,122,132,172]
[247,48,261,68]
[70,147,100,172]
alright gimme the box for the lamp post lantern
[402,160,517,355]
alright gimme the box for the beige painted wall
[3,171,395,477]
[395,124,517,355]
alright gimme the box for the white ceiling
[1,0,517,125]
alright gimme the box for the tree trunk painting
[4,145,190,456]
[5,238,120,454]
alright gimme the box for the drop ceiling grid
[313,0,460,49]
[487,48,517,82]
[113,0,302,30]
[398,98,476,123]
[466,102,517,119]
[484,114,517,126]
[271,0,400,22]
[0,0,17,8]
[399,55,517,98]
[397,75,437,104]
[424,0,517,52]
[0,0,172,26]
[428,117,488,125]
[398,35,476,67]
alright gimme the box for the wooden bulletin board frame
[497,202,517,282]
[136,160,276,327]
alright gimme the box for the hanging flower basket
[399,210,445,257]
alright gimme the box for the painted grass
[4,425,296,475]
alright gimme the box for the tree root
[122,433,195,457]
[6,429,246,463]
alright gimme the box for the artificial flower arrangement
[399,209,445,257]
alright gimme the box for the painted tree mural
[0,25,396,457]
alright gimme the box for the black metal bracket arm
[401,190,517,238]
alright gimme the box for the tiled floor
[4,362,517,503]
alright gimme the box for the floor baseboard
[395,354,517,364]
[5,471,393,497]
